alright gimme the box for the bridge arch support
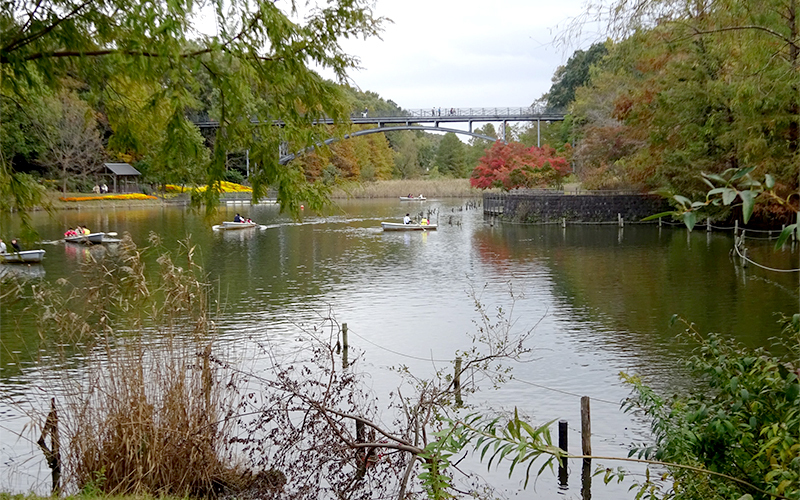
[279,125,499,164]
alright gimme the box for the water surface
[1,198,797,498]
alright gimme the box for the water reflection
[0,264,45,281]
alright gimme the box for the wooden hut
[104,163,141,193]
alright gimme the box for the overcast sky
[326,0,600,111]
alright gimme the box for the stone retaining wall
[483,192,672,223]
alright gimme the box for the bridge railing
[192,106,568,127]
[356,106,567,118]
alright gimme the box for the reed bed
[330,178,487,199]
[24,234,246,497]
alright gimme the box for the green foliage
[435,132,467,178]
[466,124,498,170]
[622,321,800,500]
[428,410,561,490]
[1,0,385,217]
[644,167,798,247]
[80,468,107,497]
[544,42,608,109]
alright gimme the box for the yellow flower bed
[60,193,159,202]
[164,181,252,193]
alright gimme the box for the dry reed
[330,178,487,199]
[28,234,243,497]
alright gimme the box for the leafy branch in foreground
[645,167,799,248]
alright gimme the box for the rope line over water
[490,370,621,406]
[346,326,452,363]
[735,240,800,273]
[346,326,622,406]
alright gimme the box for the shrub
[622,318,800,500]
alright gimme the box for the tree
[543,42,608,109]
[466,123,498,171]
[566,0,799,198]
[470,141,571,190]
[390,131,424,179]
[1,0,385,217]
[36,89,106,193]
[434,132,467,177]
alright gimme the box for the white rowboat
[381,222,437,231]
[399,196,426,201]
[64,232,105,244]
[221,221,258,229]
[1,249,46,263]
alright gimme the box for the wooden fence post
[37,398,61,495]
[581,396,591,457]
[454,357,463,406]
[342,323,349,368]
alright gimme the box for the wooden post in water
[580,397,593,498]
[617,213,623,227]
[581,396,591,457]
[562,217,566,228]
[734,220,738,237]
[454,357,463,406]
[558,419,569,488]
[706,218,711,232]
[342,323,349,368]
[37,398,61,495]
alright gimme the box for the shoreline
[28,179,486,211]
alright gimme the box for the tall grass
[28,234,242,497]
[330,178,486,199]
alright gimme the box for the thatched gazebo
[104,163,141,193]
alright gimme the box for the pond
[1,197,797,498]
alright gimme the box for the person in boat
[407,193,413,198]
[246,218,253,223]
[420,217,429,225]
[403,213,411,225]
[65,228,77,237]
[234,213,243,222]
[0,239,6,253]
[10,239,21,252]
[419,194,424,199]
[82,226,90,235]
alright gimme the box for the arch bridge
[193,106,567,164]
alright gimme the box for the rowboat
[221,221,258,230]
[64,232,105,244]
[399,196,426,201]
[381,222,437,231]
[1,249,46,263]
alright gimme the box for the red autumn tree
[470,141,571,191]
